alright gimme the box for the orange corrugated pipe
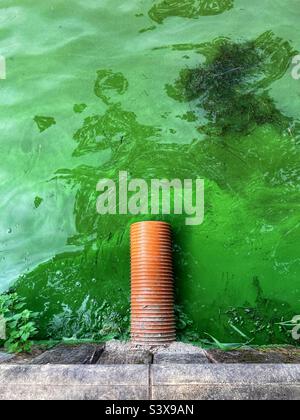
[130,221,176,345]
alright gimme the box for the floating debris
[34,115,56,133]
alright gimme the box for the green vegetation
[0,291,297,353]
[203,324,253,351]
[0,291,38,353]
[47,300,130,342]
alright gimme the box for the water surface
[0,0,299,343]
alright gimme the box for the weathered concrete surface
[0,365,149,400]
[153,342,209,364]
[153,352,209,364]
[0,364,299,400]
[2,341,300,400]
[31,344,104,365]
[0,352,14,364]
[98,350,152,364]
[0,346,47,364]
[152,384,300,400]
[207,347,300,364]
[6,342,300,366]
[152,364,300,400]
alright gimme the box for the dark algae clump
[168,32,296,137]
[185,44,283,135]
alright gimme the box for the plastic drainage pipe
[130,221,176,345]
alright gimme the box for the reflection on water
[149,0,234,23]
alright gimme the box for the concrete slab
[98,350,153,364]
[153,352,209,364]
[152,364,300,400]
[0,352,14,364]
[0,365,149,400]
[0,362,299,400]
[152,384,300,400]
[31,344,104,365]
[153,342,209,364]
[207,348,300,364]
[0,385,148,400]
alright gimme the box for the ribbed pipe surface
[130,221,176,345]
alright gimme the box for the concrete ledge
[152,364,300,400]
[0,385,149,401]
[151,384,300,400]
[0,365,149,400]
[0,364,299,400]
[153,353,208,364]
[31,344,104,365]
[0,352,14,364]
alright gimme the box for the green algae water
[0,0,300,344]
